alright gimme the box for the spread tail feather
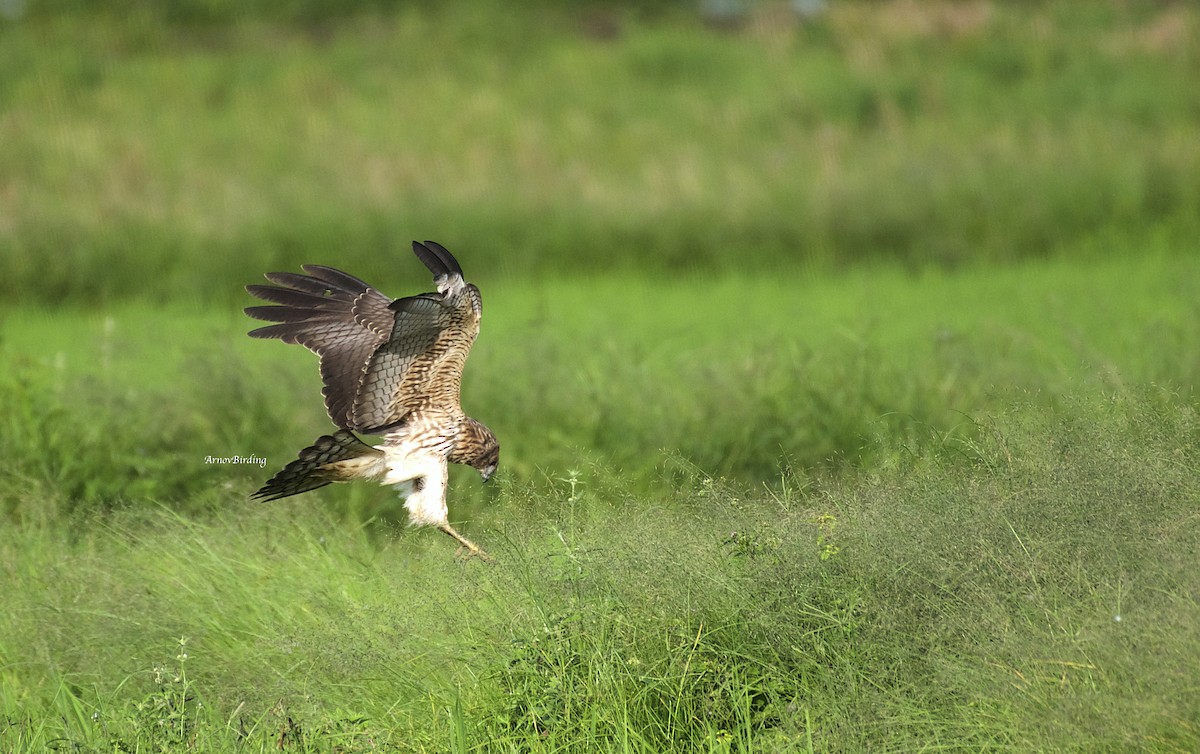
[251,430,385,502]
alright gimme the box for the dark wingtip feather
[244,305,336,323]
[423,240,464,275]
[244,306,278,323]
[261,271,333,294]
[412,240,463,278]
[301,265,374,293]
[246,322,303,340]
[245,284,335,308]
[412,241,448,277]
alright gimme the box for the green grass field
[2,1,1199,751]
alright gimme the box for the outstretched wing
[353,241,483,432]
[245,265,393,429]
[244,241,482,434]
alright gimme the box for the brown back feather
[245,244,482,435]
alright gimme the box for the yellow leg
[437,523,494,563]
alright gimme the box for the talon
[438,522,494,563]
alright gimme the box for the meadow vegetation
[2,1,1199,751]
[2,0,1199,302]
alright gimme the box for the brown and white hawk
[244,241,499,560]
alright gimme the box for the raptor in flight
[244,241,499,560]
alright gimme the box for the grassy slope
[2,2,1199,302]
[2,254,1198,752]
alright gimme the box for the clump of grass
[0,335,304,520]
[838,388,1200,750]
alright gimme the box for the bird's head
[476,442,499,483]
[452,417,500,483]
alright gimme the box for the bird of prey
[244,241,499,560]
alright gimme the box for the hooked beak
[481,465,496,483]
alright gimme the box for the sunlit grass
[1,386,1197,751]
[1,252,1199,750]
[3,253,1197,510]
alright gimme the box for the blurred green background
[2,0,1198,304]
